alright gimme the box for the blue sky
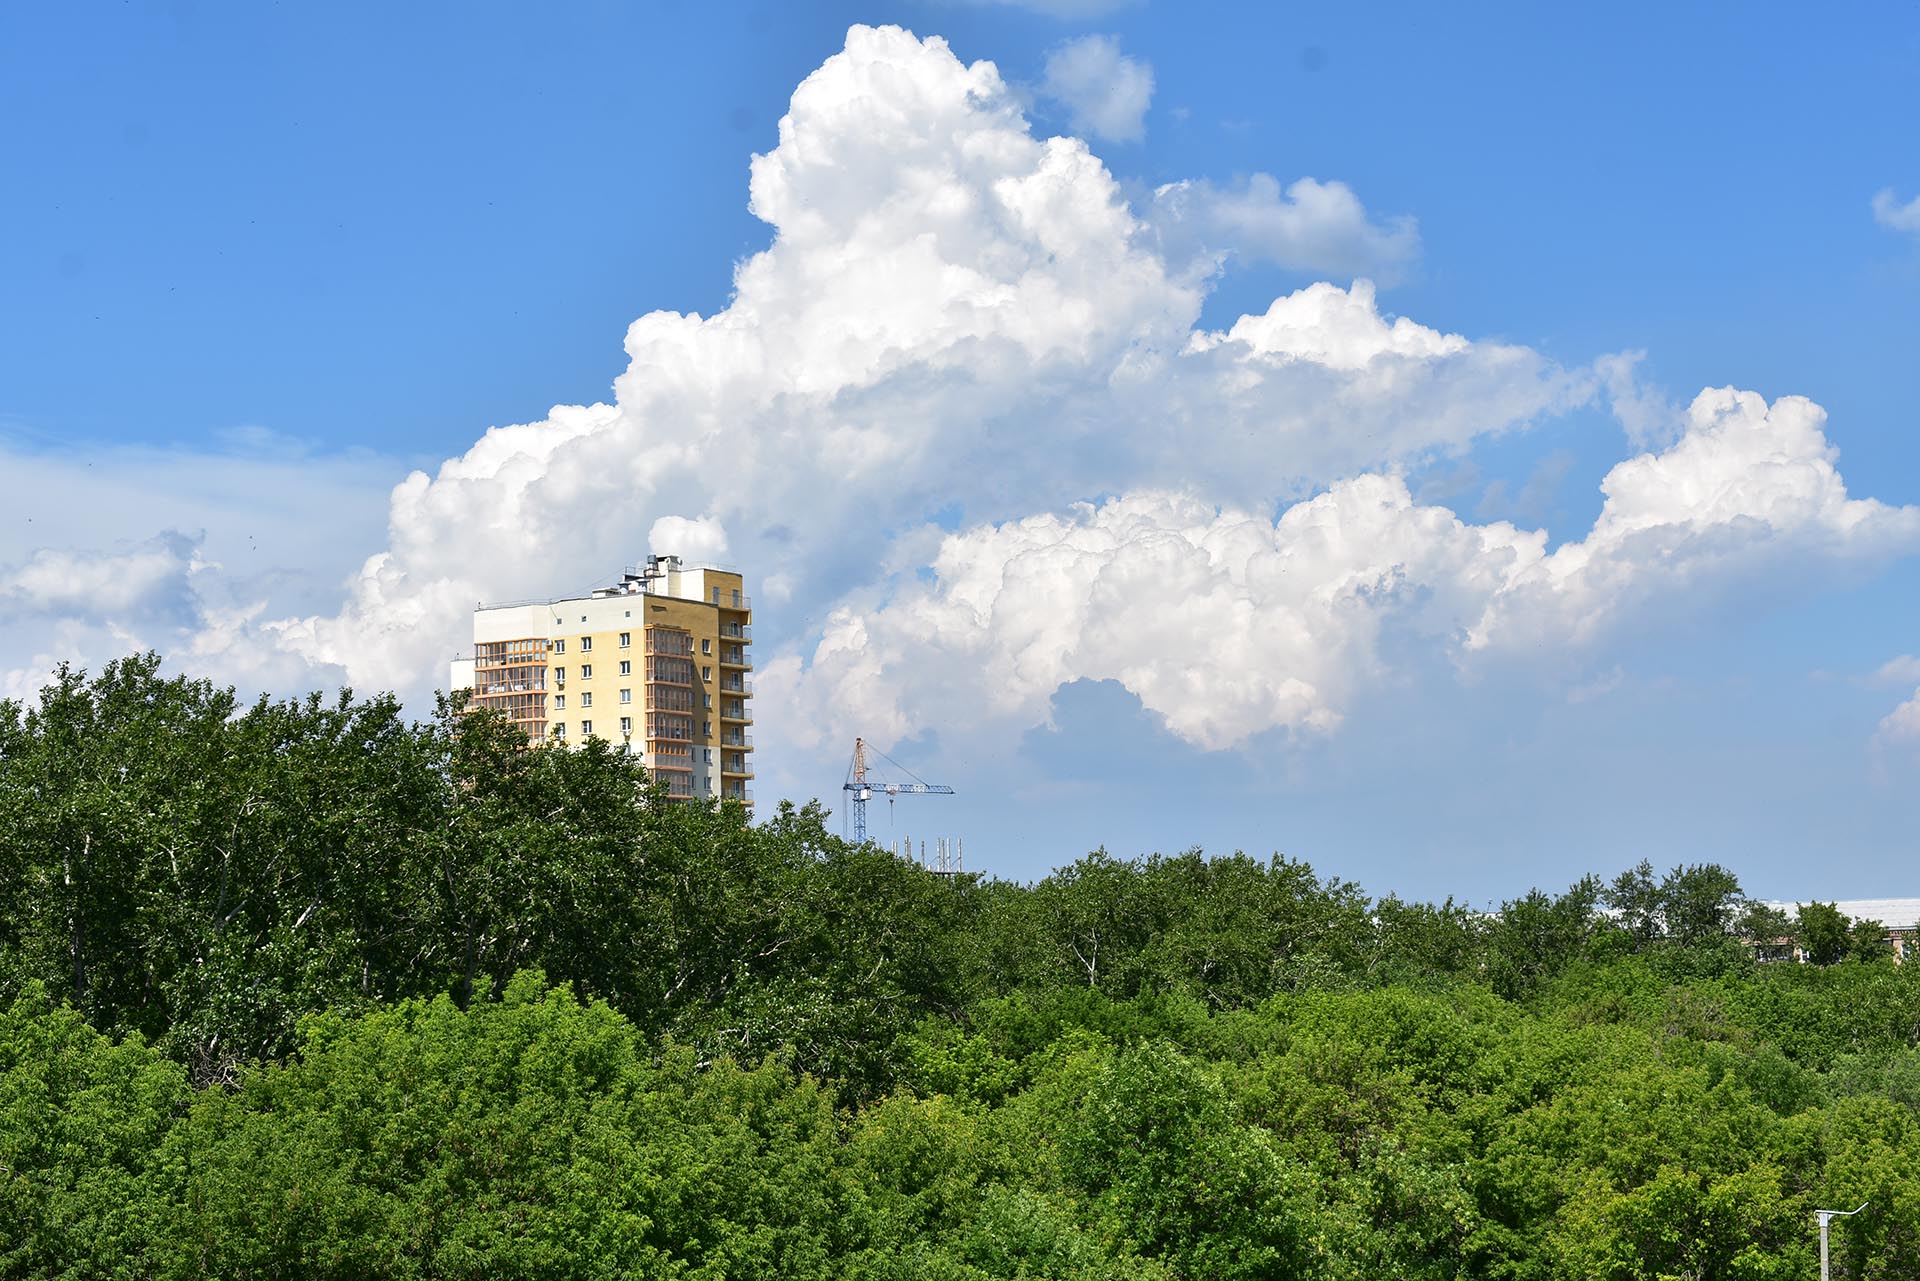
[3,2,1917,902]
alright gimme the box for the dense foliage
[3,656,1918,1277]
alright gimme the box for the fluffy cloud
[650,515,729,563]
[2,531,205,621]
[1875,654,1920,686]
[1472,388,1920,651]
[761,480,1538,751]
[1880,688,1920,744]
[1150,174,1420,280]
[12,23,1914,783]
[1873,188,1920,236]
[0,436,392,700]
[767,386,1920,752]
[1191,279,1465,369]
[254,25,1580,704]
[1039,35,1154,142]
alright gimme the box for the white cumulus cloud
[1,531,206,620]
[10,22,1916,789]
[1039,34,1154,142]
[0,435,393,701]
[1880,688,1920,744]
[1472,387,1920,651]
[650,515,730,563]
[1190,279,1465,369]
[1874,655,1920,686]
[767,386,1920,752]
[1873,188,1920,236]
[248,25,1580,705]
[1150,174,1420,281]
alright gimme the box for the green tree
[1056,1041,1321,1279]
[1484,878,1603,999]
[1849,917,1892,964]
[1659,863,1745,950]
[0,983,186,1275]
[1604,861,1665,950]
[1737,902,1796,962]
[1798,901,1852,966]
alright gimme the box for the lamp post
[1814,1203,1867,1281]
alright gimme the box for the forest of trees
[4,655,1919,1278]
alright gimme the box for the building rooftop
[1762,899,1920,931]
[476,555,742,612]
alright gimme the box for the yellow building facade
[449,556,753,804]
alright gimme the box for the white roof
[1763,899,1920,931]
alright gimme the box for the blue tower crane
[842,736,953,842]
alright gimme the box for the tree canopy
[2,656,1916,1278]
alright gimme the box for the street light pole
[1815,1203,1867,1281]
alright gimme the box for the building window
[580,636,592,651]
[711,587,720,604]
[620,717,632,736]
[581,692,593,708]
[620,689,632,704]
[553,723,566,738]
[553,639,565,653]
[581,720,592,736]
[703,719,712,737]
[619,660,631,676]
[580,615,587,623]
[554,695,566,710]
[701,638,712,654]
[704,748,713,764]
[619,632,631,648]
[732,590,741,608]
[581,664,592,679]
[702,666,712,681]
[704,694,713,709]
[554,666,565,681]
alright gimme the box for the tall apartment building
[448,556,753,804]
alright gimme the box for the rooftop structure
[449,555,753,805]
[1758,898,1920,962]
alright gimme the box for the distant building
[449,555,753,805]
[1757,899,1920,963]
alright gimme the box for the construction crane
[842,736,953,842]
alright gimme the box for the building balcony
[721,622,751,641]
[720,706,752,724]
[721,732,752,749]
[720,675,753,695]
[719,648,749,668]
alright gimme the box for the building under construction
[449,555,753,805]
